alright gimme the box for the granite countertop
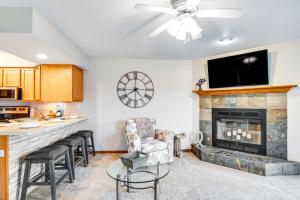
[0,117,88,136]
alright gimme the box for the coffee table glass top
[106,159,170,183]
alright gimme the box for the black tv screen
[208,50,269,89]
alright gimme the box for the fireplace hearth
[212,108,266,155]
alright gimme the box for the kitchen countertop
[0,117,88,136]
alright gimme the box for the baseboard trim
[96,149,192,154]
[96,150,128,154]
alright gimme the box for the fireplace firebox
[212,108,266,155]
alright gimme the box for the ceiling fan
[134,0,242,42]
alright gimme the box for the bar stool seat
[55,136,87,179]
[56,137,83,147]
[72,130,96,164]
[26,145,69,160]
[20,144,73,200]
[73,130,93,138]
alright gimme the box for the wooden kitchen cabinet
[3,68,21,87]
[0,68,3,87]
[21,68,35,101]
[34,66,41,100]
[40,64,83,102]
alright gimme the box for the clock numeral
[140,98,145,105]
[126,99,132,106]
[141,74,146,81]
[133,71,137,80]
[125,74,131,81]
[119,81,127,85]
[146,88,154,91]
[120,94,127,100]
[133,100,138,108]
[117,87,125,91]
[144,81,152,85]
[144,94,152,101]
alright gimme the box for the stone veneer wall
[199,93,287,160]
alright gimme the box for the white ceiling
[0,0,300,59]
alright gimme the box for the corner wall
[192,40,300,162]
[86,59,194,151]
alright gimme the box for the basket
[120,151,149,169]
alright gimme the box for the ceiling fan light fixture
[169,17,202,41]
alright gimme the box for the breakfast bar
[0,118,87,200]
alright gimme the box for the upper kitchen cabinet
[21,68,35,101]
[3,68,21,87]
[40,64,83,102]
[0,68,3,87]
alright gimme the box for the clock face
[117,71,154,108]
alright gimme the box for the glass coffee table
[106,159,170,200]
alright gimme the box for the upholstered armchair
[125,118,174,166]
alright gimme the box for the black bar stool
[55,136,87,179]
[20,144,73,200]
[72,130,96,164]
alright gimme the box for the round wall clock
[117,71,154,108]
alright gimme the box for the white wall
[0,50,36,66]
[192,40,300,162]
[85,59,193,151]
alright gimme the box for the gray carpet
[27,153,295,200]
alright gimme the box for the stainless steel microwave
[0,87,22,100]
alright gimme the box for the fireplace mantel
[193,84,297,96]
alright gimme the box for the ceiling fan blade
[195,9,242,19]
[134,3,178,15]
[149,19,176,38]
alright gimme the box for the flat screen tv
[207,50,269,89]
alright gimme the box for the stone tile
[248,161,265,176]
[266,141,287,160]
[266,116,287,160]
[200,109,212,121]
[267,93,287,109]
[199,120,212,146]
[224,95,237,108]
[212,96,225,108]
[283,163,300,175]
[248,94,267,108]
[235,95,249,108]
[200,96,212,109]
[265,163,283,176]
[267,109,287,124]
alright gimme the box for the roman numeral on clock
[125,74,131,81]
[126,99,132,106]
[117,87,125,91]
[133,100,138,108]
[144,94,152,101]
[120,94,127,100]
[133,71,137,80]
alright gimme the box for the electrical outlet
[0,150,4,157]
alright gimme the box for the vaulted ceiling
[0,0,300,59]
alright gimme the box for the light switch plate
[0,150,4,157]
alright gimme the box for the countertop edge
[0,118,88,136]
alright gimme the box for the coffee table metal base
[115,163,161,200]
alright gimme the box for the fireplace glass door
[212,108,266,155]
[216,119,262,145]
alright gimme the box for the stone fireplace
[199,93,287,160]
[212,108,266,155]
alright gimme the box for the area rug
[26,153,295,200]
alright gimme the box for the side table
[174,133,186,157]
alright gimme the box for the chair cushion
[134,118,155,138]
[26,145,68,160]
[55,137,83,147]
[73,130,93,138]
[141,138,168,153]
